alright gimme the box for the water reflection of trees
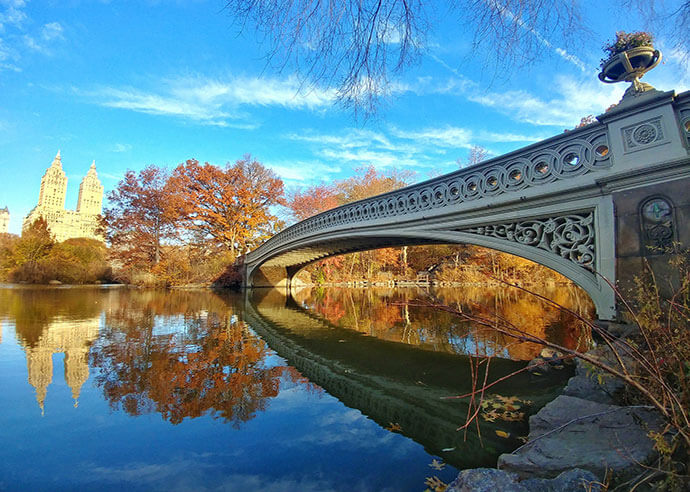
[90,290,286,427]
[292,285,593,360]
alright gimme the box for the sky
[0,0,689,235]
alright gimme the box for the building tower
[76,161,104,216]
[0,207,9,233]
[37,150,68,211]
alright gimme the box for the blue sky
[0,0,688,235]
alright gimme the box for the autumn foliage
[168,156,285,256]
[103,156,285,286]
[0,219,111,284]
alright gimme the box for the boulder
[562,375,616,404]
[520,468,603,491]
[48,279,62,285]
[498,395,662,481]
[446,468,523,491]
[447,468,602,491]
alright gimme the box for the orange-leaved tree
[168,156,285,258]
[104,165,177,268]
[286,166,414,282]
[287,184,339,222]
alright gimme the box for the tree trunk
[401,246,408,278]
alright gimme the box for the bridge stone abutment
[611,179,690,300]
[244,89,690,321]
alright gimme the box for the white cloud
[486,0,586,72]
[99,171,125,182]
[318,147,424,170]
[86,75,337,126]
[267,160,341,183]
[110,143,131,153]
[281,123,549,182]
[392,126,474,148]
[96,86,234,125]
[0,3,64,69]
[392,125,547,148]
[433,72,625,127]
[468,76,624,127]
[0,0,27,30]
[41,22,63,41]
[285,128,432,172]
[646,45,690,93]
[286,129,399,151]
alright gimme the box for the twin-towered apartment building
[18,151,105,242]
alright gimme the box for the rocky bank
[447,343,664,491]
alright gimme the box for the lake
[0,284,592,491]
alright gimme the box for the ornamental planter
[598,45,661,84]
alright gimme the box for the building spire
[51,150,62,169]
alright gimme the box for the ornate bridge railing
[250,123,612,258]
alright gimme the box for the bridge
[243,88,690,321]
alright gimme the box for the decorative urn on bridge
[598,31,662,100]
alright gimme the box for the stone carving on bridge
[640,197,675,254]
[678,101,690,148]
[622,116,666,152]
[259,128,611,254]
[457,212,596,271]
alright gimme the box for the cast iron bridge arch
[243,90,690,321]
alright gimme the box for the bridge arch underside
[247,228,616,321]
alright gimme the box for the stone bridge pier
[243,88,690,321]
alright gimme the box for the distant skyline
[1,1,689,234]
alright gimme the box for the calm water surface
[0,285,592,491]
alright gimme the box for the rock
[527,355,565,375]
[447,468,603,492]
[520,469,603,491]
[594,320,639,338]
[562,375,616,404]
[497,395,662,482]
[48,279,62,285]
[573,345,629,400]
[539,348,565,363]
[447,468,524,491]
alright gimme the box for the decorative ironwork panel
[456,212,596,271]
[640,197,675,254]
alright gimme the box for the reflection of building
[22,151,104,242]
[23,317,100,413]
[0,206,9,233]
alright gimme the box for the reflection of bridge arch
[243,291,569,468]
[244,90,690,321]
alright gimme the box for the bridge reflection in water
[245,287,580,469]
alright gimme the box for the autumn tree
[337,165,412,203]
[104,165,176,268]
[6,218,54,282]
[287,184,339,222]
[0,233,19,281]
[168,156,285,257]
[286,166,413,282]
